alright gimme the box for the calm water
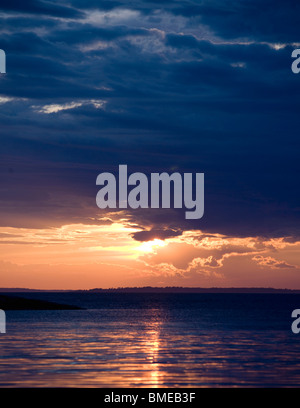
[1,293,300,387]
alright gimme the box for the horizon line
[0,286,300,293]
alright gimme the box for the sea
[0,292,300,387]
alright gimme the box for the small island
[0,294,82,310]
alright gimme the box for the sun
[136,239,167,254]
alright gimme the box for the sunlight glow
[136,239,167,254]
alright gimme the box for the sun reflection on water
[143,321,161,387]
[2,306,300,387]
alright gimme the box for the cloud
[0,0,299,243]
[83,9,141,26]
[252,255,297,269]
[189,255,222,268]
[0,96,15,104]
[34,99,105,113]
[139,233,263,270]
[131,228,182,242]
[137,231,300,279]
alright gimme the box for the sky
[0,0,299,289]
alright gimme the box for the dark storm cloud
[131,228,182,242]
[0,15,57,31]
[48,25,150,45]
[0,0,82,18]
[174,0,300,43]
[52,0,300,43]
[63,0,122,10]
[0,1,299,238]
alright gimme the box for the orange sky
[0,216,299,289]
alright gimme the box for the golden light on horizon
[0,221,299,290]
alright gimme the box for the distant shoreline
[0,287,300,294]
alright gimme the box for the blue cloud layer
[0,1,299,238]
